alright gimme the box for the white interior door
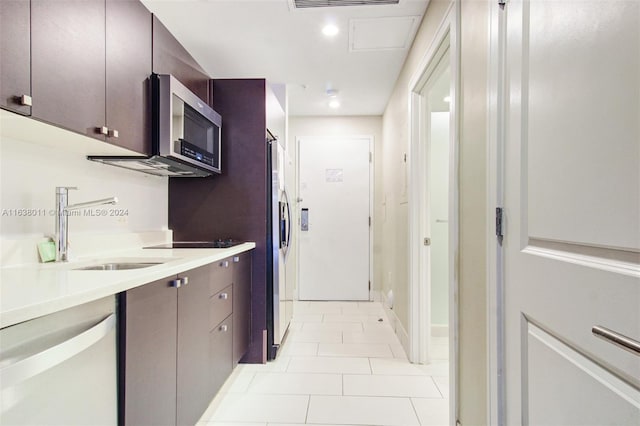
[500,1,640,424]
[298,136,371,301]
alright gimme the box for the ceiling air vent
[293,0,400,8]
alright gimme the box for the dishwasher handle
[0,314,116,388]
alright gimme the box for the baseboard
[381,291,410,355]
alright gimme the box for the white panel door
[298,137,371,301]
[501,1,640,424]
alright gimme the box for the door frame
[487,2,507,425]
[407,0,459,420]
[295,135,375,301]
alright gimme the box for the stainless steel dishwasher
[0,296,117,425]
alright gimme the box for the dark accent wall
[169,79,267,363]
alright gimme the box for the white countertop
[0,243,256,328]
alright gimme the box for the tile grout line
[304,394,311,424]
[430,376,444,398]
[408,396,423,425]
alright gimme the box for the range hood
[87,155,211,177]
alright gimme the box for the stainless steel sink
[74,262,163,271]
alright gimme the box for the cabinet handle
[233,256,240,263]
[218,292,228,300]
[19,94,32,106]
[169,279,181,288]
[96,126,109,136]
[219,324,228,332]
[181,276,189,286]
[108,129,119,138]
[220,260,229,268]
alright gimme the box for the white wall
[381,0,453,335]
[288,116,383,294]
[380,0,489,423]
[0,114,168,242]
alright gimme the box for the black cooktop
[146,240,244,249]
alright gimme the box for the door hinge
[368,280,371,291]
[498,0,507,10]
[496,207,504,238]
[369,216,371,227]
[369,152,372,163]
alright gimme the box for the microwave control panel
[178,139,215,167]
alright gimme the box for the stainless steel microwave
[88,74,221,177]
[153,73,222,174]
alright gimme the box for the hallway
[199,301,449,426]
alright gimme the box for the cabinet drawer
[209,285,233,331]
[210,258,233,296]
[209,315,233,397]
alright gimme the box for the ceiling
[141,0,430,116]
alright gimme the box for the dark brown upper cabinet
[30,0,151,154]
[105,0,152,154]
[152,15,209,104]
[0,0,32,115]
[31,0,107,140]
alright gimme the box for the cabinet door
[120,277,178,426]
[0,0,31,115]
[152,15,209,103]
[176,265,213,426]
[105,0,152,154]
[232,253,252,365]
[31,0,106,139]
[210,315,233,397]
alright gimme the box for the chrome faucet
[55,187,118,262]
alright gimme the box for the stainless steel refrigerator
[267,131,292,360]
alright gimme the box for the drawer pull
[181,276,189,286]
[233,256,240,263]
[218,293,228,300]
[108,129,119,138]
[219,324,228,332]
[592,325,640,356]
[220,260,229,268]
[169,279,181,288]
[97,126,109,135]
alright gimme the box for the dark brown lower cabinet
[233,253,252,365]
[210,315,233,396]
[119,254,252,426]
[177,265,214,426]
[119,276,178,426]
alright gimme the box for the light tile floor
[199,301,449,426]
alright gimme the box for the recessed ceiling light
[443,96,451,103]
[329,100,340,108]
[326,89,339,98]
[322,24,339,37]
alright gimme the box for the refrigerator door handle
[282,187,292,259]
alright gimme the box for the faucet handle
[56,186,78,194]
